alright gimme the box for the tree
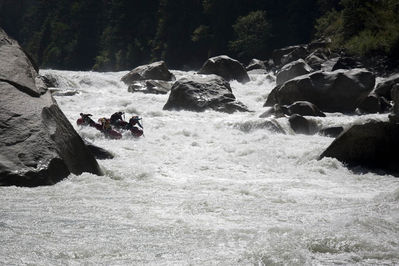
[229,10,270,61]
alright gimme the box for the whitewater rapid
[1,69,399,265]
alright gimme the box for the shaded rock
[198,55,250,83]
[264,85,280,107]
[281,46,308,66]
[305,49,329,70]
[50,88,79,97]
[375,73,399,100]
[270,69,375,113]
[319,127,344,138]
[236,119,285,134]
[389,84,399,123]
[272,45,305,66]
[320,121,399,176]
[246,59,266,71]
[163,75,249,113]
[83,140,114,160]
[307,39,331,51]
[320,57,339,72]
[357,93,391,114]
[276,59,313,86]
[259,104,288,118]
[0,28,46,97]
[260,101,325,118]
[288,114,317,135]
[128,80,172,94]
[286,101,326,117]
[0,28,102,187]
[121,61,175,85]
[40,74,59,88]
[332,57,363,71]
[305,54,325,70]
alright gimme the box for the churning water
[1,69,399,265]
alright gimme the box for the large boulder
[276,59,313,86]
[374,73,399,100]
[163,75,249,113]
[0,28,102,187]
[121,61,175,85]
[198,55,250,83]
[267,68,375,113]
[320,121,399,176]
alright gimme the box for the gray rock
[264,85,280,107]
[269,69,375,113]
[163,75,249,113]
[318,126,344,138]
[0,28,45,97]
[276,59,313,86]
[0,28,102,187]
[375,73,399,100]
[286,101,326,117]
[288,114,318,135]
[121,61,175,85]
[332,57,363,71]
[259,104,288,118]
[128,80,172,94]
[320,121,399,176]
[260,101,325,118]
[357,93,391,114]
[280,46,308,66]
[389,84,399,123]
[272,45,306,66]
[40,74,59,88]
[246,59,266,71]
[83,140,114,160]
[198,55,250,83]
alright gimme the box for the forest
[1,0,398,71]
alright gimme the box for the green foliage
[229,10,270,61]
[315,0,399,57]
[7,0,396,70]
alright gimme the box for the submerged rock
[266,68,375,113]
[288,114,318,135]
[260,101,325,118]
[318,126,344,138]
[0,28,102,187]
[320,121,399,176]
[128,80,172,94]
[163,75,249,113]
[198,55,250,83]
[83,140,114,160]
[121,61,175,85]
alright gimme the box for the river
[1,69,398,265]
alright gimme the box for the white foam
[1,69,398,264]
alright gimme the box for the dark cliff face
[0,28,103,187]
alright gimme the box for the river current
[1,69,399,265]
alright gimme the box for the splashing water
[1,69,398,265]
